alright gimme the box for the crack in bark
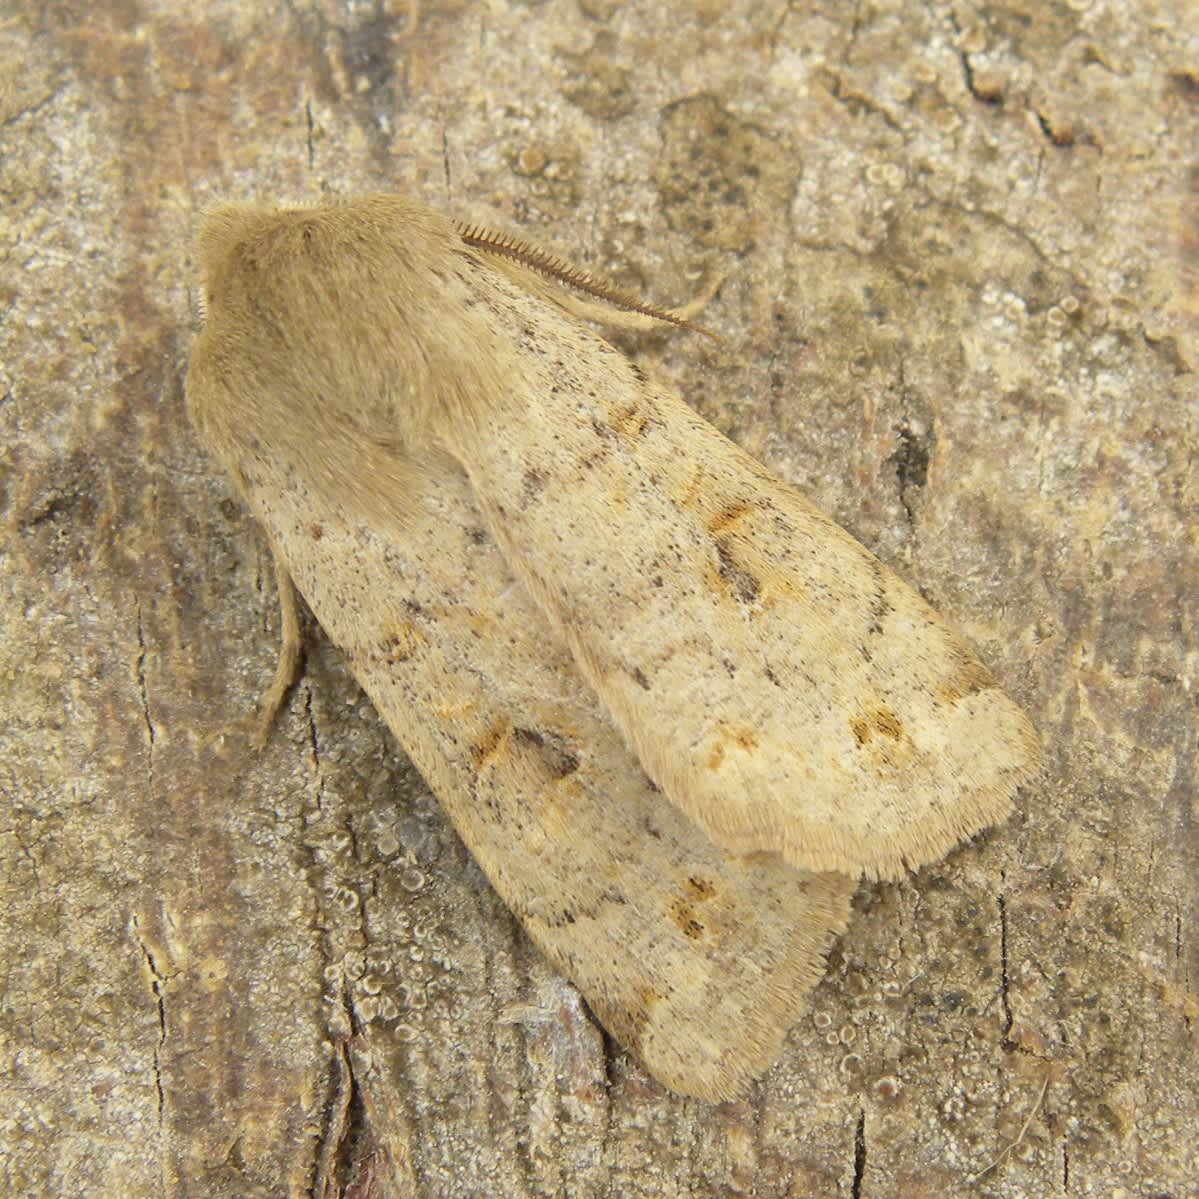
[134,603,156,784]
[134,929,167,1125]
[998,891,1013,1037]
[851,1109,866,1199]
[302,685,330,810]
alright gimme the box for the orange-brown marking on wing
[471,721,511,771]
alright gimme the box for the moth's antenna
[456,223,716,339]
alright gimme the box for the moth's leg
[254,545,305,749]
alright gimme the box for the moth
[185,194,1041,1100]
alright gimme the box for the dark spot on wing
[707,501,751,535]
[610,403,652,439]
[471,722,510,769]
[715,539,760,604]
[669,876,718,942]
[513,726,580,779]
[850,705,905,745]
[668,899,707,942]
[705,724,759,770]
[379,621,422,663]
[867,557,890,636]
[522,468,547,506]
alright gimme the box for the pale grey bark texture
[1,2,1195,1196]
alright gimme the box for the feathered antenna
[455,223,715,338]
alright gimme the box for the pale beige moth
[185,194,1041,1100]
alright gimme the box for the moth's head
[196,204,268,314]
[186,203,323,454]
[186,196,475,464]
[194,196,461,337]
[195,202,321,328]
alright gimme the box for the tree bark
[1,2,1195,1195]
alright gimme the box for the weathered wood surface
[1,2,1195,1195]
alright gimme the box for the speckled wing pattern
[186,195,1039,1100]
[441,270,1043,880]
[227,439,853,1099]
